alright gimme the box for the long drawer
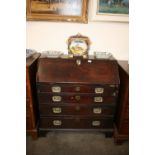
[39,116,113,129]
[39,104,115,116]
[37,83,118,95]
[38,93,117,104]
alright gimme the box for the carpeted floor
[27,132,129,155]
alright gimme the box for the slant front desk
[36,55,120,137]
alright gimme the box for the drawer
[39,116,113,129]
[37,83,118,96]
[38,93,117,104]
[39,104,115,116]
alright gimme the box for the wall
[26,1,129,61]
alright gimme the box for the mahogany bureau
[26,53,40,139]
[36,56,120,136]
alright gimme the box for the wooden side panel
[114,61,129,144]
[26,53,41,139]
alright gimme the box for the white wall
[26,21,128,60]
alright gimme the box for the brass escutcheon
[75,95,81,101]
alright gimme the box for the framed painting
[26,0,88,23]
[90,0,129,22]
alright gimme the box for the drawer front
[39,117,113,129]
[38,93,116,104]
[39,104,115,116]
[37,83,118,96]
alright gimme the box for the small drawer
[38,93,116,104]
[39,116,113,129]
[39,104,115,116]
[38,83,93,93]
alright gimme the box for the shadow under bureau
[36,56,120,137]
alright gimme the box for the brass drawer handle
[51,86,61,93]
[94,97,103,103]
[53,120,62,126]
[52,96,62,102]
[75,95,81,101]
[93,107,102,114]
[75,86,80,92]
[95,88,104,94]
[52,107,62,113]
[92,120,101,126]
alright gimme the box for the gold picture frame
[26,0,88,23]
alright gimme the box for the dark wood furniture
[26,53,40,139]
[114,61,129,144]
[36,56,120,137]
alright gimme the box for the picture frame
[90,0,129,22]
[26,0,88,23]
[67,33,91,58]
